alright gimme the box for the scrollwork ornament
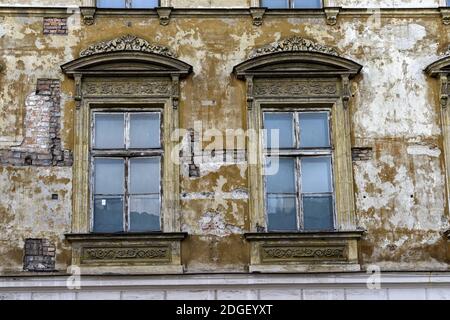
[249,36,339,59]
[80,35,176,58]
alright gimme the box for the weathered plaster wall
[0,1,82,6]
[0,4,449,273]
[0,167,72,272]
[334,0,443,8]
[0,0,445,8]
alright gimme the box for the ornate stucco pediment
[80,35,176,58]
[249,36,339,59]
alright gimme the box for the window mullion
[297,156,304,231]
[124,157,129,232]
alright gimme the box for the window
[261,0,322,8]
[263,111,334,232]
[97,0,160,8]
[234,36,363,272]
[92,111,163,233]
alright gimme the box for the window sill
[244,231,364,273]
[65,232,187,275]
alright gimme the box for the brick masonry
[352,147,374,161]
[43,17,68,35]
[23,239,56,272]
[0,79,73,167]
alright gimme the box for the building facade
[1,0,450,300]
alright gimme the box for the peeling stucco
[0,1,449,274]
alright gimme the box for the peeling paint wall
[0,1,449,274]
[0,1,445,8]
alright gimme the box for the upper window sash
[263,111,331,152]
[260,0,323,9]
[97,0,160,9]
[93,111,162,152]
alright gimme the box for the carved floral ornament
[80,35,176,58]
[249,36,339,59]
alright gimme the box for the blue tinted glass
[264,113,294,149]
[130,195,161,232]
[267,195,297,231]
[301,157,332,193]
[94,113,125,149]
[266,158,296,193]
[97,0,126,8]
[261,0,289,8]
[93,197,124,233]
[299,112,330,148]
[130,113,160,149]
[293,0,322,8]
[94,158,124,195]
[131,0,159,8]
[303,195,333,231]
[130,158,160,194]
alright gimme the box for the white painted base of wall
[1,272,450,300]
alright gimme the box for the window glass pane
[94,114,125,149]
[130,113,161,149]
[93,197,124,233]
[267,195,297,231]
[130,158,160,194]
[293,0,322,8]
[261,0,289,8]
[131,0,159,8]
[97,0,125,8]
[264,113,294,149]
[299,112,330,148]
[130,195,161,232]
[266,158,296,193]
[303,195,333,230]
[301,157,332,193]
[94,159,124,195]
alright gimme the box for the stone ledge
[244,231,364,241]
[245,231,363,273]
[65,233,187,275]
[65,232,187,242]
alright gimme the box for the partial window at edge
[261,0,322,9]
[97,0,160,9]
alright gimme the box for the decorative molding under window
[66,233,187,274]
[244,231,363,273]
